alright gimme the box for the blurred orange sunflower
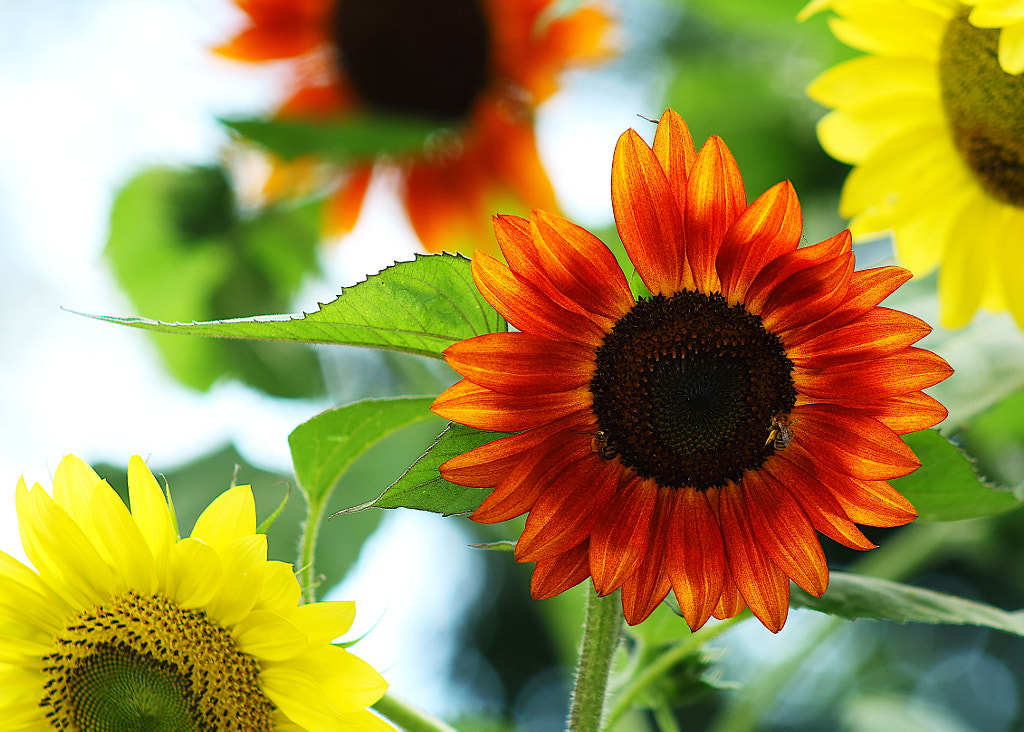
[431,110,952,632]
[216,0,613,255]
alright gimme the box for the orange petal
[620,488,675,625]
[324,166,372,237]
[471,432,592,524]
[652,110,697,291]
[589,477,657,595]
[743,471,828,597]
[767,454,876,551]
[712,564,747,621]
[666,488,726,631]
[472,252,608,346]
[790,404,921,480]
[717,180,803,304]
[718,486,791,633]
[745,230,851,315]
[832,477,918,528]
[611,128,685,296]
[439,411,592,488]
[805,392,948,434]
[759,246,855,333]
[530,210,634,321]
[444,332,595,396]
[683,136,747,294]
[431,379,590,433]
[787,307,933,368]
[214,26,323,61]
[783,266,913,347]
[531,540,592,599]
[794,348,953,400]
[516,455,621,562]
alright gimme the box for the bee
[590,430,618,460]
[764,414,796,451]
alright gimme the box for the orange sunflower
[216,0,613,254]
[431,110,952,633]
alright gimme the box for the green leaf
[289,397,441,509]
[104,165,324,397]
[894,429,1021,521]
[369,422,510,515]
[792,571,1024,635]
[222,115,445,161]
[84,253,506,359]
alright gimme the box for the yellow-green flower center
[39,592,274,731]
[940,8,1024,207]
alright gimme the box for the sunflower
[963,0,1024,73]
[430,110,952,633]
[801,0,1024,329]
[0,454,390,731]
[216,0,613,255]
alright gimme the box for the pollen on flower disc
[333,0,491,121]
[589,291,797,491]
[940,8,1024,207]
[39,592,274,731]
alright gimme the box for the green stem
[373,693,458,732]
[604,613,745,730]
[297,496,326,604]
[568,587,625,731]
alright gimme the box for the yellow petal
[999,19,1024,73]
[289,601,357,644]
[938,192,1004,327]
[807,55,937,109]
[16,480,116,610]
[816,97,943,163]
[993,204,1024,327]
[254,560,302,612]
[969,0,1024,27]
[205,534,266,627]
[191,485,256,549]
[90,481,158,595]
[51,454,103,536]
[127,455,176,578]
[282,645,389,712]
[261,666,356,730]
[0,552,71,633]
[826,1,951,60]
[233,610,308,661]
[166,537,222,609]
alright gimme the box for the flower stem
[604,613,744,729]
[297,497,325,605]
[373,693,458,732]
[568,587,624,731]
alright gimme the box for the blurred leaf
[222,115,444,161]
[791,571,1024,635]
[289,396,440,509]
[104,165,324,397]
[894,430,1021,521]
[959,385,1024,486]
[87,253,506,359]
[368,422,509,515]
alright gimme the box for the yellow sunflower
[216,0,613,256]
[431,110,951,633]
[963,0,1024,73]
[801,0,1024,329]
[0,454,390,731]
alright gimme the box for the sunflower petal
[612,128,685,296]
[531,540,592,599]
[620,489,675,625]
[718,486,790,633]
[666,488,726,631]
[589,478,657,595]
[431,379,591,433]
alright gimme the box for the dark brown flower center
[333,0,491,121]
[940,8,1024,207]
[39,592,274,731]
[589,291,797,491]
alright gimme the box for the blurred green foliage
[105,165,324,397]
